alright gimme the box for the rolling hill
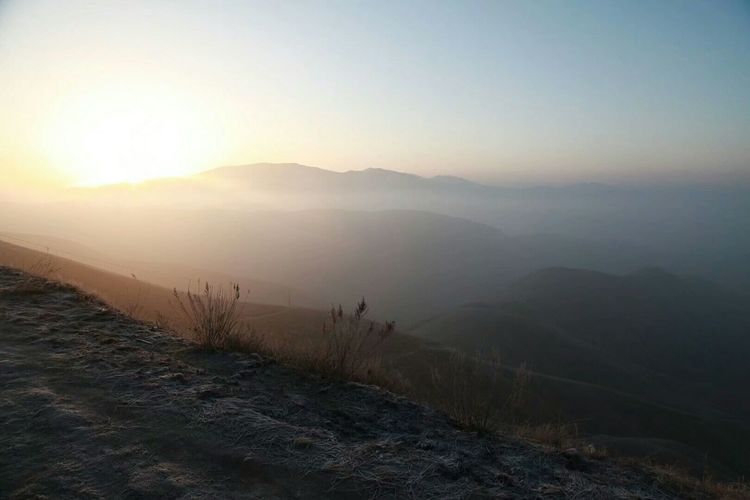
[411,267,750,476]
[506,267,750,387]
[0,206,655,326]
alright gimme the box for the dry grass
[514,422,579,449]
[123,273,144,317]
[153,311,174,332]
[261,299,400,388]
[284,344,405,390]
[318,299,395,380]
[650,464,750,500]
[172,282,244,350]
[430,350,529,433]
[172,289,400,388]
[430,351,609,456]
[7,254,61,294]
[223,326,269,356]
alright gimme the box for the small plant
[123,273,144,317]
[172,282,243,350]
[431,350,529,433]
[273,298,398,386]
[319,298,395,381]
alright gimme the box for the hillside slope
[507,267,750,386]
[0,267,707,499]
[411,267,750,476]
[0,238,329,341]
[0,232,321,308]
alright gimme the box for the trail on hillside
[0,267,690,499]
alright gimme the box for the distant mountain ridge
[198,163,494,193]
[77,162,621,197]
[198,163,622,195]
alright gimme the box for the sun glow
[44,86,222,186]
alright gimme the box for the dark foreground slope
[0,268,708,499]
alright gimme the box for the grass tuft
[172,282,244,350]
[430,349,529,433]
[269,298,399,388]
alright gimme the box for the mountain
[411,267,750,476]
[199,163,493,193]
[68,163,750,291]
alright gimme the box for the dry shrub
[170,285,396,385]
[172,282,243,350]
[276,298,397,387]
[321,299,395,380]
[431,350,529,433]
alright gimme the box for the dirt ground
[0,267,699,499]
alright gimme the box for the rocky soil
[0,267,701,499]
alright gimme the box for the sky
[0,0,749,188]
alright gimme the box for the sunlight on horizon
[1,1,749,188]
[43,85,223,186]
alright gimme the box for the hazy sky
[1,0,749,187]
